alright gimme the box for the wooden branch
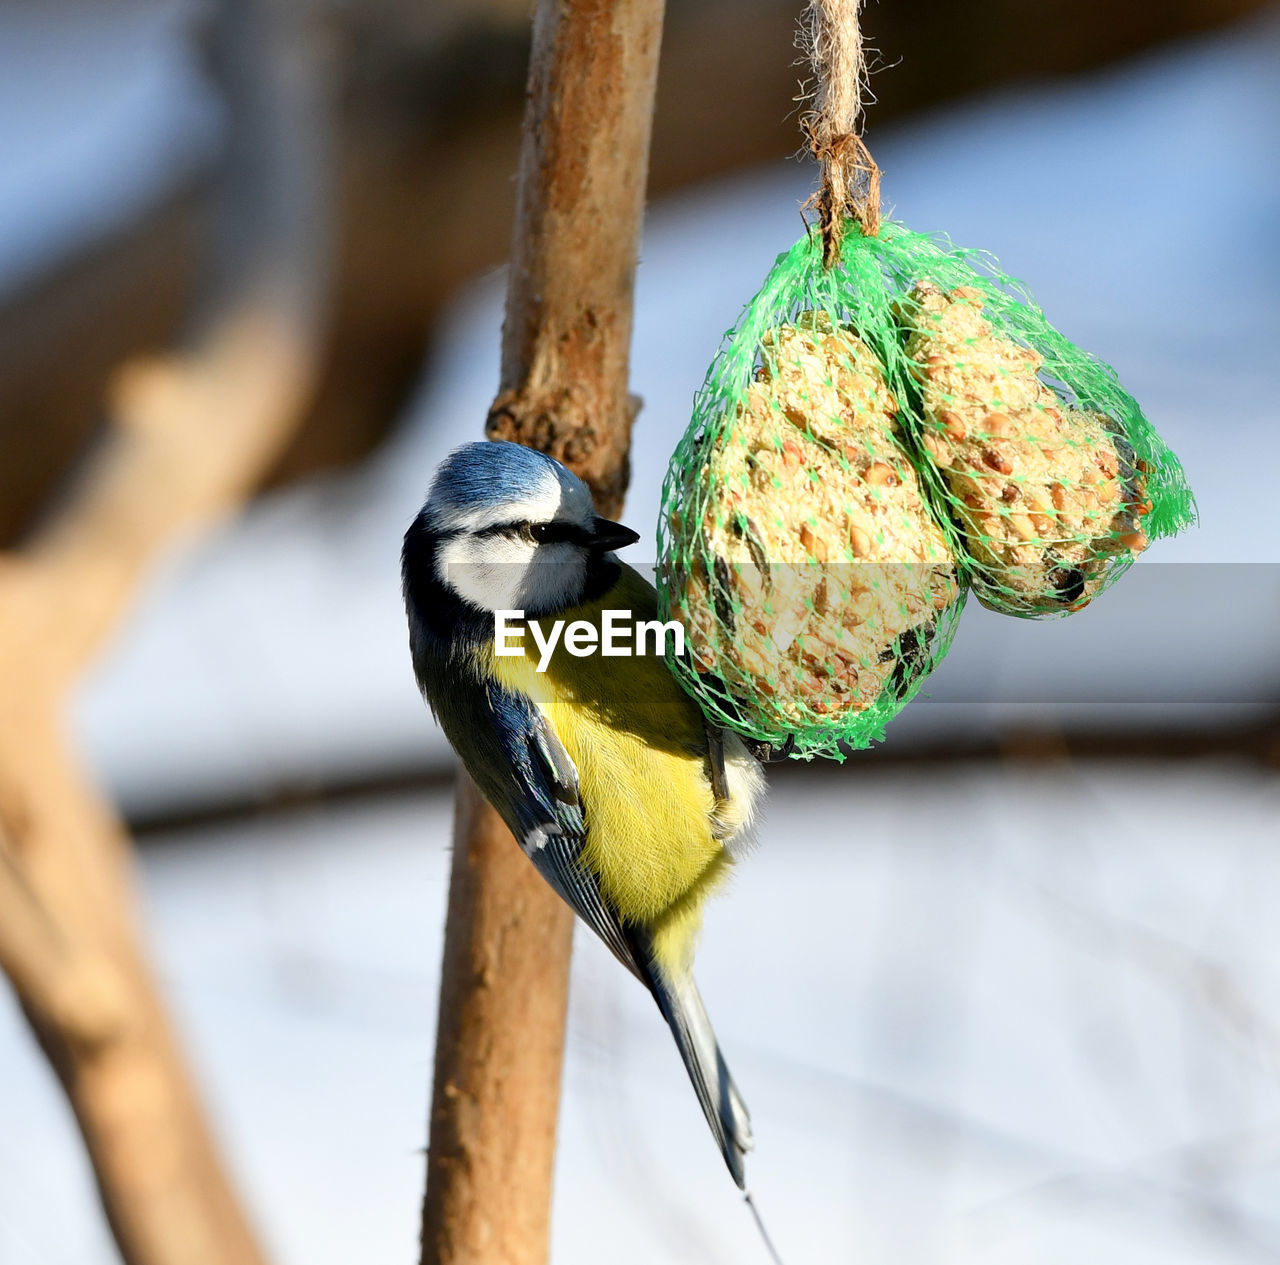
[486,0,664,514]
[0,3,329,1263]
[421,778,577,1265]
[0,822,130,1049]
[0,715,270,1265]
[421,2,665,1262]
[20,309,314,681]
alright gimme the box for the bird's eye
[529,522,568,544]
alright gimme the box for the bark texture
[421,779,577,1265]
[420,2,665,1262]
[485,0,665,518]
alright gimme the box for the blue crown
[429,440,575,508]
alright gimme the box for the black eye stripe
[475,520,589,544]
[530,521,589,544]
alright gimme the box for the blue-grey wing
[483,681,643,980]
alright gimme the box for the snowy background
[3,4,1280,1263]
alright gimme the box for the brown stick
[421,2,665,1262]
[0,712,274,1265]
[486,0,664,518]
[0,3,328,1263]
[421,778,576,1265]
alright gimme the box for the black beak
[591,516,641,551]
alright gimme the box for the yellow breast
[485,566,729,959]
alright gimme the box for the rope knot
[802,0,882,265]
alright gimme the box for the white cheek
[438,535,538,611]
[436,536,587,614]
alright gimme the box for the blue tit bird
[402,439,765,1187]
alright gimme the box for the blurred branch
[119,715,1280,840]
[3,0,1271,547]
[420,2,664,1262]
[0,821,130,1049]
[0,2,331,1263]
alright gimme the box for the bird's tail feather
[643,958,753,1188]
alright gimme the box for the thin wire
[744,1190,786,1265]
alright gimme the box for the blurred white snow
[6,763,1280,1264]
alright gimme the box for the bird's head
[409,440,640,616]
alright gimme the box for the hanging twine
[801,0,881,265]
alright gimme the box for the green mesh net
[656,220,1196,761]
